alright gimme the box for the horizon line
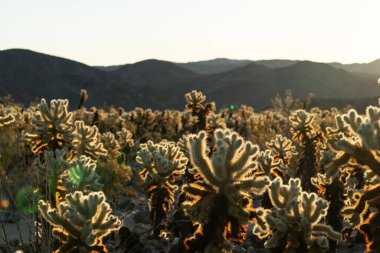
[2,47,379,67]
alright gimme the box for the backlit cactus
[183,129,269,252]
[185,90,216,132]
[66,155,103,194]
[325,104,380,252]
[255,177,341,253]
[290,109,326,192]
[97,131,131,200]
[25,99,74,154]
[3,90,380,252]
[0,113,15,127]
[38,191,122,253]
[71,121,108,160]
[136,139,188,237]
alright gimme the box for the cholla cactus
[325,106,380,252]
[71,121,107,161]
[340,183,380,252]
[39,191,122,253]
[0,113,15,127]
[33,149,68,203]
[290,110,326,192]
[77,89,88,110]
[65,156,103,194]
[129,107,157,142]
[326,108,380,177]
[266,134,297,162]
[0,112,19,176]
[290,110,315,140]
[136,140,188,237]
[35,150,103,203]
[97,132,131,200]
[26,99,74,154]
[185,90,216,133]
[185,90,207,110]
[271,90,313,116]
[183,129,269,252]
[205,113,226,134]
[257,149,285,179]
[116,128,134,151]
[256,177,340,253]
[311,173,344,252]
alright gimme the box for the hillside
[113,59,199,90]
[193,61,380,109]
[0,49,162,109]
[329,59,380,76]
[177,58,252,75]
[1,49,380,110]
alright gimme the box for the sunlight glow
[1,0,379,65]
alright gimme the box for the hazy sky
[1,0,379,65]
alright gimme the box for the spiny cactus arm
[93,204,121,232]
[342,109,363,132]
[234,175,270,194]
[230,142,259,174]
[66,192,96,217]
[116,128,134,148]
[325,152,351,178]
[0,113,15,127]
[38,200,64,225]
[267,177,300,209]
[187,131,219,187]
[290,110,314,130]
[257,150,285,178]
[301,193,328,223]
[267,178,286,208]
[136,145,157,176]
[73,121,108,159]
[185,182,212,200]
[266,134,297,159]
[67,156,103,192]
[38,201,83,239]
[251,208,271,239]
[206,113,226,132]
[343,184,380,219]
[312,224,341,241]
[52,229,69,243]
[332,141,380,176]
[163,142,188,173]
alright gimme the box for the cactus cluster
[1,89,380,252]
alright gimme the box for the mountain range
[0,49,379,111]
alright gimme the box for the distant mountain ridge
[0,49,163,109]
[96,57,380,76]
[1,48,380,110]
[329,59,380,76]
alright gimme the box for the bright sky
[1,0,379,65]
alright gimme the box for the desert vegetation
[0,89,378,253]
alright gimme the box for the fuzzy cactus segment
[0,113,15,127]
[38,191,122,253]
[66,155,103,193]
[71,121,108,161]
